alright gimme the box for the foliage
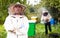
[0,25,7,38]
[39,0,60,20]
[41,0,60,9]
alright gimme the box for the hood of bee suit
[42,11,51,16]
[8,3,15,15]
[42,11,49,13]
[8,2,26,15]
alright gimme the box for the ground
[0,23,60,38]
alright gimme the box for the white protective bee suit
[4,15,29,38]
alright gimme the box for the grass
[0,23,60,38]
[0,25,7,38]
[29,23,60,38]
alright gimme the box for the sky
[27,0,41,6]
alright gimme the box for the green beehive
[28,20,36,36]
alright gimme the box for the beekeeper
[4,2,29,38]
[41,11,52,34]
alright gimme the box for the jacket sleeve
[15,16,29,35]
[20,16,29,34]
[48,14,52,21]
[24,16,29,33]
[4,16,14,32]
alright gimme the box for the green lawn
[35,23,60,38]
[0,23,60,38]
[0,25,7,38]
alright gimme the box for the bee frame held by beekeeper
[4,2,29,38]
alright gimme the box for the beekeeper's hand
[8,30,16,34]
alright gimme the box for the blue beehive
[50,18,55,25]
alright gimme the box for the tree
[40,0,60,21]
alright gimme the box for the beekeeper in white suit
[41,11,52,34]
[4,2,29,38]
